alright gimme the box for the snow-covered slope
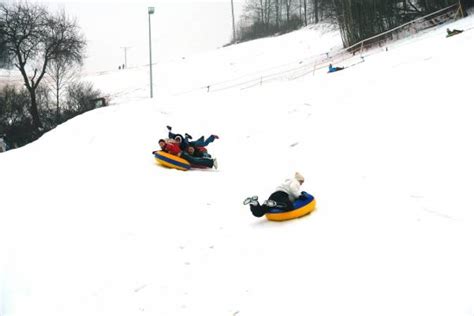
[1,17,474,316]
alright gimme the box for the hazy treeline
[0,1,107,149]
[237,0,336,41]
[237,0,473,45]
[333,0,469,47]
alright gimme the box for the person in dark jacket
[186,145,212,159]
[167,129,190,150]
[446,28,463,37]
[181,150,217,169]
[167,126,218,149]
[191,134,219,147]
[243,172,306,217]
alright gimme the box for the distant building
[91,97,107,108]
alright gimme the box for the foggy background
[34,0,244,73]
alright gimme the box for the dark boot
[250,203,267,217]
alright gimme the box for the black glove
[166,125,172,131]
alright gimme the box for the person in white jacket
[243,172,306,217]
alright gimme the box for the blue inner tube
[266,192,315,214]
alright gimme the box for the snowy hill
[1,17,474,316]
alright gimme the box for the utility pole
[231,0,236,42]
[120,46,131,68]
[148,7,155,98]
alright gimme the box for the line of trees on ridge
[236,0,473,45]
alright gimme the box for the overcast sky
[31,0,245,72]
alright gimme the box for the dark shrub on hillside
[0,85,40,148]
[0,81,107,149]
[62,81,104,120]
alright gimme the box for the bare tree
[0,2,85,131]
[274,0,281,28]
[0,19,9,68]
[303,0,307,25]
[44,10,83,123]
[46,58,79,123]
[312,0,319,23]
[285,0,292,22]
[63,81,103,119]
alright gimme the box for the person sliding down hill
[191,134,219,147]
[243,172,307,217]
[186,145,212,159]
[167,125,219,149]
[166,126,189,150]
[446,28,463,37]
[154,139,218,169]
[154,138,181,156]
[328,63,344,73]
